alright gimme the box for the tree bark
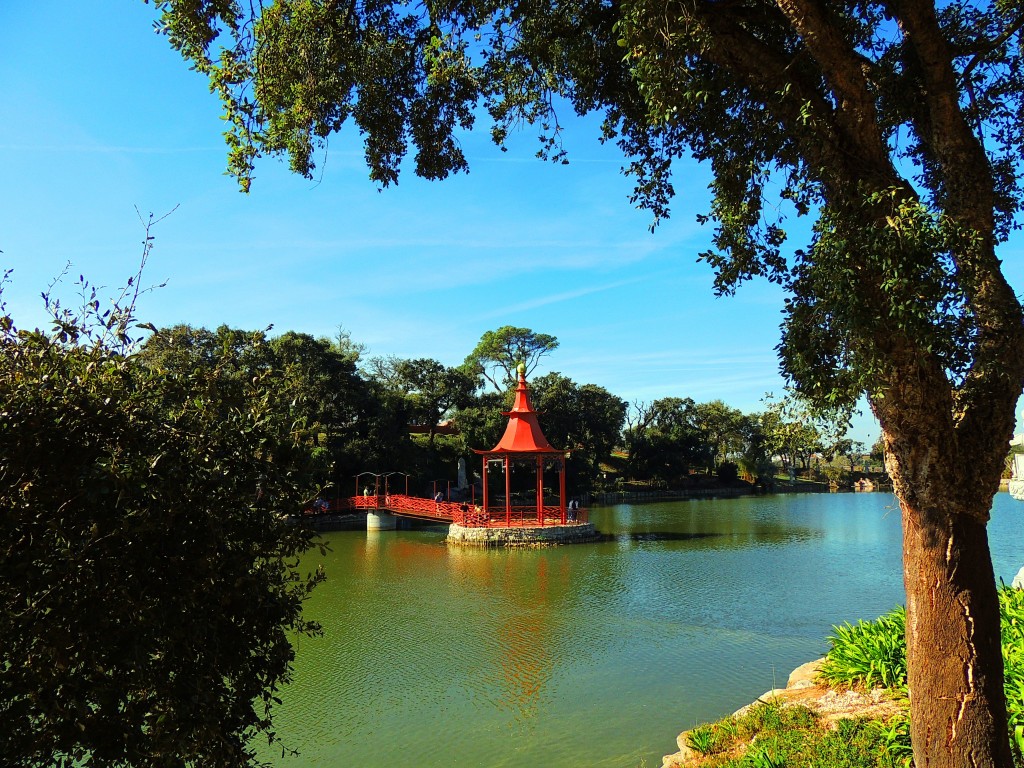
[899,494,1012,767]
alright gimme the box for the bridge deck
[320,493,587,528]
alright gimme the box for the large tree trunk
[877,346,1018,767]
[899,494,1011,767]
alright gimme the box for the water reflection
[448,547,577,724]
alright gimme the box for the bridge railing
[384,494,462,521]
[316,495,588,527]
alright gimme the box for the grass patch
[1002,584,1024,765]
[682,701,901,768]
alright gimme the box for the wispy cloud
[478,275,651,318]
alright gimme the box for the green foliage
[869,716,913,768]
[623,397,713,482]
[759,390,851,474]
[0,278,323,767]
[463,326,559,392]
[779,196,978,408]
[693,400,750,470]
[717,461,739,484]
[1001,584,1024,761]
[451,390,508,457]
[869,437,886,467]
[746,748,786,768]
[386,357,476,447]
[140,324,388,489]
[833,439,866,475]
[819,607,908,691]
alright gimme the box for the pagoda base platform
[446,521,600,547]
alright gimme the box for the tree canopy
[149,2,1024,762]
[529,372,627,491]
[623,397,710,480]
[387,356,476,444]
[463,326,559,392]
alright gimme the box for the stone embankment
[662,659,904,768]
[446,522,600,547]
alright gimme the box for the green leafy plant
[687,724,719,755]
[820,588,1024,766]
[819,607,907,691]
[673,590,1024,767]
[746,747,786,768]
[1001,584,1024,766]
[871,715,913,768]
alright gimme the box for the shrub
[0,272,323,768]
[687,724,719,755]
[718,461,739,484]
[1001,584,1024,764]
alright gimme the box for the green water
[263,492,1024,768]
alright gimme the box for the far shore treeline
[138,322,884,499]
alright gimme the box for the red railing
[316,494,587,528]
[451,505,588,527]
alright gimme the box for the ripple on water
[258,495,1024,768]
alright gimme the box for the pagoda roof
[475,369,564,455]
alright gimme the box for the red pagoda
[474,365,573,527]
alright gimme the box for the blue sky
[4,4,1024,446]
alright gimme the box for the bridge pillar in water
[366,510,397,531]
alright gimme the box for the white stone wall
[446,522,599,547]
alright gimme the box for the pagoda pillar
[504,455,511,526]
[481,457,489,519]
[560,456,567,524]
[536,456,544,526]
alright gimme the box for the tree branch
[961,9,1024,82]
[885,0,1024,491]
[683,0,882,192]
[770,0,889,171]
[890,0,993,223]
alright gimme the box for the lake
[261,491,1024,768]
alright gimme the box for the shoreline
[661,659,904,767]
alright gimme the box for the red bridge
[329,493,587,528]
